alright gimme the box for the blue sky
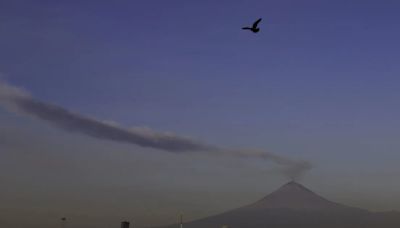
[1,1,400,228]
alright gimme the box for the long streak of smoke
[0,81,312,179]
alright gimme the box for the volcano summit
[159,182,400,228]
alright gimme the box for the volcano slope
[158,181,400,228]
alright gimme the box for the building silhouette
[121,221,130,228]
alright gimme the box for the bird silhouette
[242,18,262,33]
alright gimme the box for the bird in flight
[242,18,262,33]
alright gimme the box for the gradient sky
[2,1,400,228]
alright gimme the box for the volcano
[244,181,366,212]
[159,181,400,228]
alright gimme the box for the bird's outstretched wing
[252,18,262,28]
[242,27,251,30]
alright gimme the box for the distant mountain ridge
[157,181,400,228]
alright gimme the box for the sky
[1,0,400,227]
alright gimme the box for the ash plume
[0,81,312,179]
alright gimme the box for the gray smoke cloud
[0,81,312,179]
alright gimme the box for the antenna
[177,212,183,228]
